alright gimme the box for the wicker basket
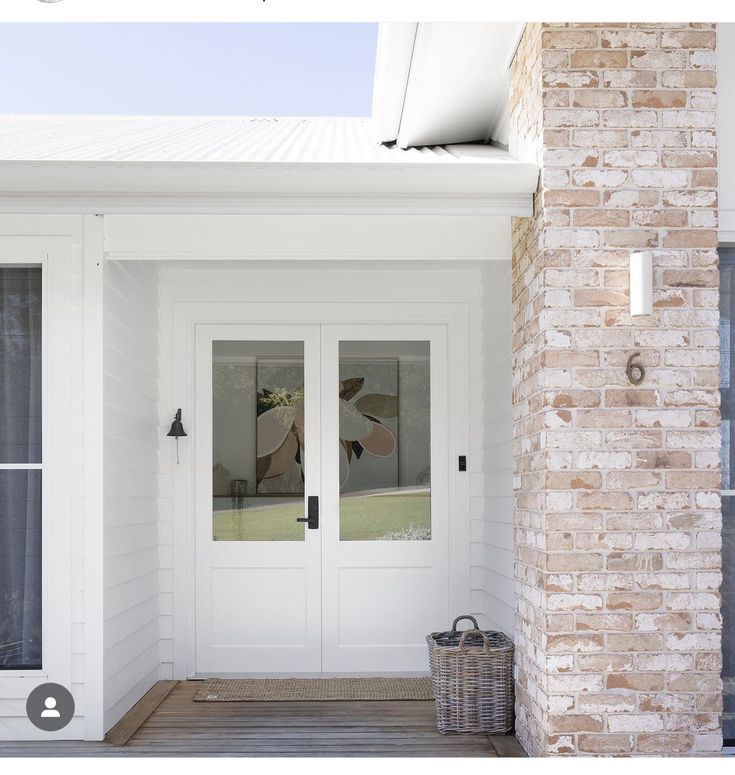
[427,615,514,735]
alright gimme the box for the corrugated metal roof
[0,115,515,164]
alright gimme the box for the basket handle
[458,628,498,656]
[449,615,479,634]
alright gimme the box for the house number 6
[626,352,645,385]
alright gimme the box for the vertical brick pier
[508,23,722,756]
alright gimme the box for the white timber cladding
[470,263,515,635]
[102,260,161,731]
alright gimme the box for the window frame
[0,236,72,686]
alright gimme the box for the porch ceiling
[0,115,538,206]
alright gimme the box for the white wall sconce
[630,251,653,316]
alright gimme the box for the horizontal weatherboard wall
[471,262,515,635]
[103,260,160,731]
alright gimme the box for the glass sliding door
[0,266,42,670]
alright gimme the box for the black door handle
[296,495,319,529]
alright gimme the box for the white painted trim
[81,215,106,741]
[504,23,527,71]
[166,299,471,679]
[110,253,514,263]
[103,213,514,264]
[0,236,73,696]
[720,210,735,244]
[0,193,533,218]
[447,307,472,616]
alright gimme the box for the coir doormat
[193,677,434,702]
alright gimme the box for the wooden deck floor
[0,681,524,758]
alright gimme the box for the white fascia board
[0,159,539,199]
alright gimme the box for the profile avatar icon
[41,697,61,718]
[26,682,74,730]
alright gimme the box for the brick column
[509,23,722,756]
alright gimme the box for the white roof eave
[373,22,526,148]
[0,115,539,213]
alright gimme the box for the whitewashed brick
[509,22,722,758]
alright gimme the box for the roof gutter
[0,158,539,196]
[0,159,538,215]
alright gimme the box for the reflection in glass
[0,266,43,670]
[212,341,305,541]
[0,268,42,464]
[0,470,42,669]
[338,341,431,541]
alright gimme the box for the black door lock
[458,456,467,472]
[296,495,319,529]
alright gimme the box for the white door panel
[194,324,322,674]
[320,325,449,672]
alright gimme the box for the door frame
[168,300,471,679]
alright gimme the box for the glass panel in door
[212,340,305,541]
[338,341,431,541]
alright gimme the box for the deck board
[106,680,178,746]
[0,681,510,757]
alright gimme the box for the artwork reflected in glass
[255,361,305,497]
[339,342,431,542]
[211,339,432,543]
[212,342,305,542]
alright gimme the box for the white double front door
[194,322,450,675]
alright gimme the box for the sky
[0,23,378,116]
